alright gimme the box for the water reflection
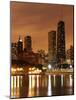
[53,75,56,87]
[61,74,63,87]
[69,75,73,87]
[11,74,74,98]
[47,75,52,96]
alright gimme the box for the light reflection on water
[53,75,56,87]
[11,74,74,98]
[61,74,63,87]
[69,75,73,87]
[48,75,52,96]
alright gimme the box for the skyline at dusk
[11,2,74,53]
[11,2,74,98]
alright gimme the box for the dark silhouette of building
[37,49,46,65]
[66,45,74,65]
[24,33,32,52]
[11,43,17,54]
[11,42,18,61]
[57,21,66,64]
[17,35,23,53]
[13,33,39,65]
[48,31,56,67]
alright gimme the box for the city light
[11,68,16,72]
[11,68,23,72]
[48,64,52,70]
[70,65,72,69]
[28,68,42,74]
[17,68,23,71]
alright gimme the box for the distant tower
[24,33,32,52]
[48,31,56,67]
[57,21,66,64]
[17,35,23,53]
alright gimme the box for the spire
[18,33,22,42]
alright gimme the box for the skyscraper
[24,33,32,52]
[17,35,23,53]
[11,42,18,60]
[66,45,74,65]
[57,21,66,64]
[48,31,56,67]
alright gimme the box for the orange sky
[11,1,74,53]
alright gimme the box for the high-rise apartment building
[57,21,66,64]
[48,31,56,67]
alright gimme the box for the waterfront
[11,2,74,99]
[11,72,74,98]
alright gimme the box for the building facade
[11,42,18,60]
[17,35,23,53]
[48,31,56,67]
[57,21,66,64]
[66,45,74,65]
[24,34,32,52]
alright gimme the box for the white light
[48,75,52,96]
[19,39,22,42]
[48,64,52,70]
[61,74,64,87]
[69,75,73,87]
[70,65,72,69]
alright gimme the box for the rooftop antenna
[18,33,22,42]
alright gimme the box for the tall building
[24,33,32,52]
[11,42,18,60]
[11,43,17,54]
[57,21,66,64]
[17,35,23,53]
[37,49,46,65]
[66,45,74,65]
[48,31,56,67]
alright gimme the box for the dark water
[11,74,74,98]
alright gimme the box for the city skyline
[11,2,74,98]
[11,2,74,53]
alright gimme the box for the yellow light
[11,68,16,72]
[29,71,32,74]
[17,68,20,71]
[29,68,32,71]
[20,68,23,71]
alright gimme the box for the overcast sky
[11,1,74,53]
